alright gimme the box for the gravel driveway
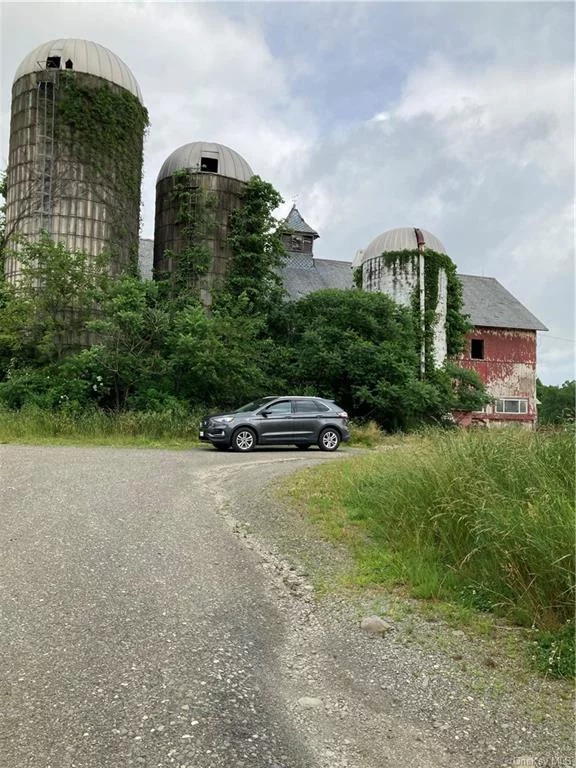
[0,445,573,768]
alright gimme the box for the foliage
[0,403,202,447]
[532,622,575,679]
[55,72,149,260]
[0,235,109,370]
[0,171,6,263]
[160,170,216,295]
[268,289,486,430]
[352,265,363,289]
[291,429,575,676]
[221,175,286,314]
[537,379,575,425]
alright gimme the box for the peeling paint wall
[457,327,538,426]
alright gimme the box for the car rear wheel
[318,428,340,452]
[232,427,257,452]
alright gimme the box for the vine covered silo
[358,227,459,371]
[154,142,253,303]
[4,38,148,281]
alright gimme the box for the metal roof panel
[14,38,143,102]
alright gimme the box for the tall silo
[4,39,147,281]
[154,142,253,303]
[359,227,449,370]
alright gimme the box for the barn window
[471,339,484,359]
[291,235,303,251]
[65,59,73,70]
[200,157,218,173]
[495,399,528,414]
[46,56,61,69]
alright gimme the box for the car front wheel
[318,428,340,452]
[232,427,257,452]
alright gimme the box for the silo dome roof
[157,142,254,183]
[362,227,447,262]
[13,39,143,103]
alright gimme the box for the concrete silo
[359,227,450,371]
[154,142,253,302]
[4,38,147,281]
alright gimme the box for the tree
[219,176,286,315]
[537,379,575,424]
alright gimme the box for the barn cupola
[282,204,319,268]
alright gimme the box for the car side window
[264,400,292,414]
[294,400,320,414]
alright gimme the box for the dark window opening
[295,400,319,414]
[65,59,73,70]
[291,235,303,251]
[471,339,485,359]
[46,56,61,69]
[200,157,218,173]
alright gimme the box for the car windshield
[234,397,278,413]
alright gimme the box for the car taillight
[338,411,348,419]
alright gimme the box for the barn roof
[284,205,319,238]
[281,254,351,297]
[280,259,547,331]
[458,275,547,331]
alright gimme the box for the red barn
[455,276,548,428]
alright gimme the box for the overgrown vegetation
[0,171,485,428]
[160,170,216,294]
[537,379,575,425]
[290,429,575,677]
[55,72,149,265]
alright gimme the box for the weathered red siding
[456,326,537,426]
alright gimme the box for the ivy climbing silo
[4,38,148,281]
[357,227,459,373]
[154,141,254,303]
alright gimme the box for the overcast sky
[1,1,574,384]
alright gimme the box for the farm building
[279,210,548,428]
[139,198,547,428]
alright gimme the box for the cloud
[286,46,573,383]
[1,2,317,236]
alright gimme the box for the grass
[0,406,203,448]
[289,428,575,678]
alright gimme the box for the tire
[232,427,257,452]
[318,428,340,452]
[297,444,311,450]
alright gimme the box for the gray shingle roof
[281,257,353,299]
[458,274,547,331]
[284,205,319,238]
[280,258,547,331]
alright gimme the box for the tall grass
[293,429,575,675]
[0,405,202,446]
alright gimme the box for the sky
[1,1,574,384]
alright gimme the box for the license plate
[199,430,204,437]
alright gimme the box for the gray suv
[199,396,350,452]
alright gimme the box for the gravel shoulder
[207,449,575,768]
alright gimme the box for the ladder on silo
[34,70,58,234]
